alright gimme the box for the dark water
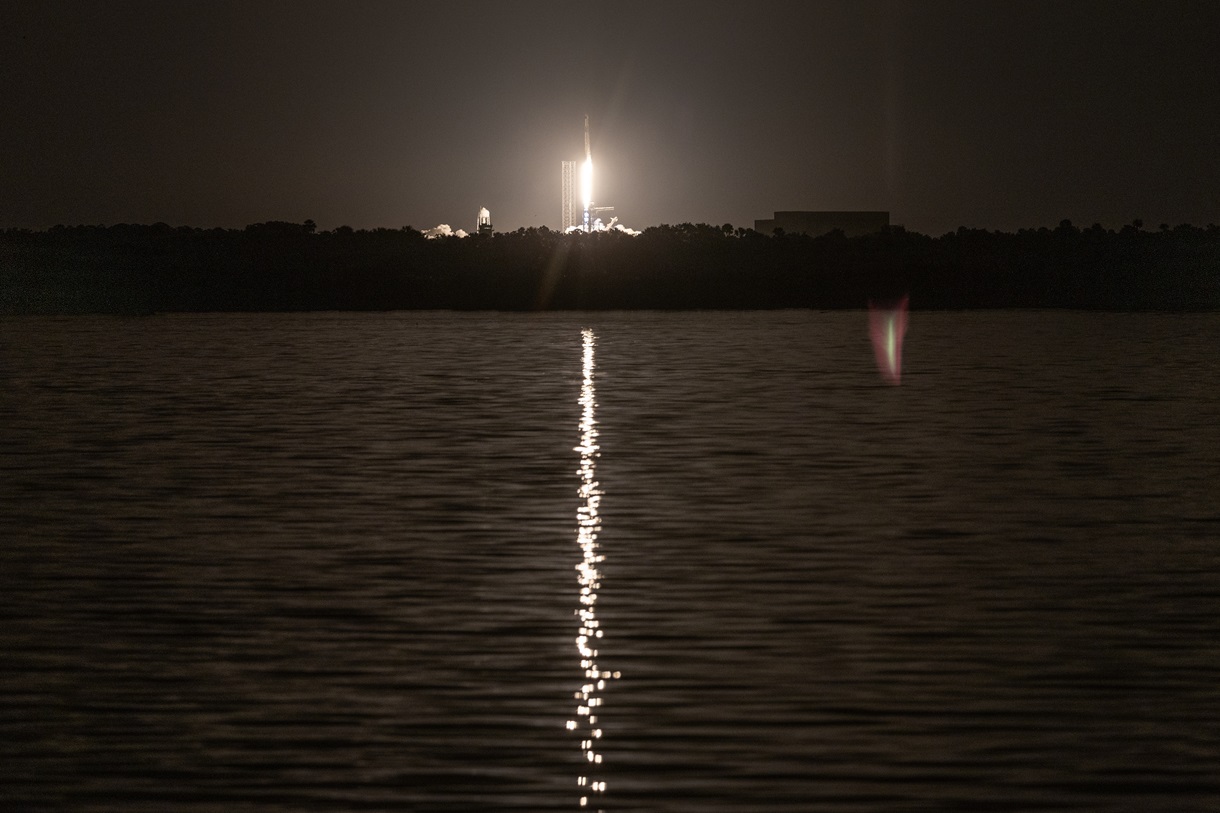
[2,311,1218,812]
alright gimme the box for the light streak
[869,295,909,384]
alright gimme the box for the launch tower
[561,161,576,231]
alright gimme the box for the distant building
[477,207,493,236]
[754,211,890,237]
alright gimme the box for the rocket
[581,115,593,230]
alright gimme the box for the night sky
[3,0,1218,235]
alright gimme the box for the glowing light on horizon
[869,296,909,384]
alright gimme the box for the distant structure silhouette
[755,211,890,237]
[7,220,1217,313]
[477,207,493,236]
[561,162,576,231]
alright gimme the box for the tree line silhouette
[2,219,1218,313]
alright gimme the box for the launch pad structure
[561,115,613,233]
[561,161,576,231]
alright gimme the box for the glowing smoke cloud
[421,224,468,239]
[869,296,909,384]
[566,221,642,236]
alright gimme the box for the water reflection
[568,329,619,810]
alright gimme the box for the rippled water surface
[3,311,1219,812]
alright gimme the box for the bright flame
[580,158,592,211]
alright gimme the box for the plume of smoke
[421,224,468,239]
[564,220,641,236]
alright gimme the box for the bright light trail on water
[569,329,618,811]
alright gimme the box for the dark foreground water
[2,311,1218,812]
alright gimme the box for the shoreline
[4,221,1218,314]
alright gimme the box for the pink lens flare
[868,296,909,384]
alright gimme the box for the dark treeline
[3,219,1219,313]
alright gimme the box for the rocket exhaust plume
[869,296,909,384]
[582,114,593,230]
[580,158,592,210]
